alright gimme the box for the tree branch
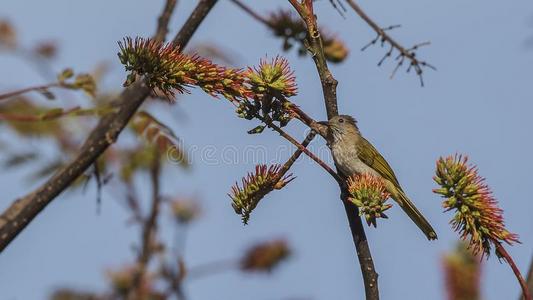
[525,254,533,300]
[172,0,217,47]
[494,242,532,300]
[0,0,219,253]
[288,1,379,299]
[288,0,339,118]
[286,102,328,137]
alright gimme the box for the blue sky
[1,1,532,299]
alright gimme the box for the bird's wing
[357,137,403,190]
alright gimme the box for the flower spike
[347,173,392,227]
[229,164,294,224]
[433,154,519,256]
[442,243,481,300]
[247,56,297,98]
[118,37,251,101]
[237,56,297,129]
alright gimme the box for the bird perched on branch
[323,115,437,240]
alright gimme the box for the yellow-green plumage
[327,115,437,240]
[358,137,437,240]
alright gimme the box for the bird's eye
[338,118,344,123]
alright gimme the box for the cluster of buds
[56,68,97,97]
[323,35,350,63]
[0,98,62,136]
[235,100,260,121]
[129,111,188,167]
[433,154,519,256]
[240,56,297,128]
[119,146,158,183]
[229,164,294,224]
[106,265,156,297]
[50,289,101,300]
[34,41,57,59]
[1,20,60,59]
[118,37,250,101]
[240,239,291,272]
[169,197,201,225]
[246,56,297,99]
[0,20,16,48]
[267,10,349,63]
[347,173,392,227]
[442,243,481,300]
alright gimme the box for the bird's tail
[393,189,438,240]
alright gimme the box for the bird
[324,114,437,240]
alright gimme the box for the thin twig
[229,0,272,27]
[0,106,82,122]
[153,0,178,43]
[288,1,380,299]
[345,0,435,86]
[257,114,341,183]
[132,150,162,298]
[286,103,328,138]
[275,131,316,181]
[0,0,219,253]
[494,242,532,300]
[158,254,187,299]
[328,0,347,17]
[0,83,59,101]
[124,183,144,224]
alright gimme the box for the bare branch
[288,0,338,117]
[345,0,435,86]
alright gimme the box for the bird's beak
[312,121,329,139]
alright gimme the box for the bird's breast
[331,141,379,178]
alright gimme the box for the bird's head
[326,115,360,141]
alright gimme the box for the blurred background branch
[0,0,218,253]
